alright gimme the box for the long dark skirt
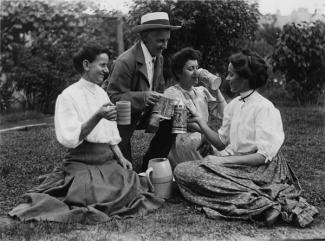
[174,153,318,227]
[9,142,164,224]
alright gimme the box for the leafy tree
[258,14,282,47]
[125,0,260,85]
[272,21,325,104]
[1,0,120,113]
[0,73,16,112]
[245,14,281,58]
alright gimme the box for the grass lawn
[0,105,324,241]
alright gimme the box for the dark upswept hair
[171,47,201,81]
[229,49,269,89]
[73,43,110,74]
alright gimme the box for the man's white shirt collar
[140,41,156,89]
[140,41,156,64]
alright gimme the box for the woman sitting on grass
[9,43,163,224]
[174,50,318,227]
[165,47,226,168]
[143,47,226,170]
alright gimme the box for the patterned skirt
[9,141,164,224]
[174,153,318,227]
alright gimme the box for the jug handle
[145,167,154,193]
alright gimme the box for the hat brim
[132,24,181,33]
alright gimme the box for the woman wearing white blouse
[174,50,318,227]
[9,43,163,224]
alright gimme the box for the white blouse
[218,91,284,163]
[54,78,121,149]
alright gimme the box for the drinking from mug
[197,68,222,90]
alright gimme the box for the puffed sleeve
[255,105,285,163]
[107,121,122,145]
[217,101,234,146]
[164,86,180,100]
[201,87,216,102]
[54,93,83,148]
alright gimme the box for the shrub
[271,21,325,104]
[244,14,281,58]
[0,74,15,112]
[1,0,120,113]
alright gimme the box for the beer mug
[116,101,131,125]
[152,96,176,120]
[197,68,221,90]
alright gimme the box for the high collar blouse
[54,78,121,149]
[218,91,284,163]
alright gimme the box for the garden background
[0,0,325,240]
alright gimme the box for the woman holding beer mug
[164,47,227,168]
[174,50,318,227]
[8,43,163,224]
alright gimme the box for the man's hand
[145,91,161,107]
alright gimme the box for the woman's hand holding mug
[97,102,117,121]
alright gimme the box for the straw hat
[132,12,181,33]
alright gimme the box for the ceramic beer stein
[145,158,173,199]
[172,103,188,134]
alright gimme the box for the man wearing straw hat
[107,12,181,168]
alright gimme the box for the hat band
[142,19,170,25]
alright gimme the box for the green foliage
[272,21,325,104]
[258,14,282,47]
[245,14,281,58]
[126,0,260,80]
[260,81,293,106]
[1,0,120,113]
[0,75,15,112]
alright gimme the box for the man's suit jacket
[107,42,165,126]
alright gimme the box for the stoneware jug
[145,158,173,199]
